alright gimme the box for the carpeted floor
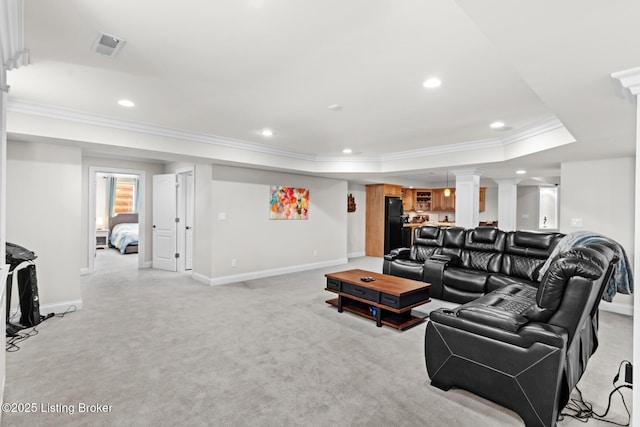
[2,250,633,426]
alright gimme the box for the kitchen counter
[404,222,455,228]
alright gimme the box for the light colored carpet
[2,251,633,426]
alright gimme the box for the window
[114,178,137,214]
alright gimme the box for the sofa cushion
[513,230,562,251]
[500,254,545,282]
[388,259,425,281]
[486,273,538,293]
[524,252,604,322]
[455,293,532,332]
[443,268,488,294]
[471,226,499,244]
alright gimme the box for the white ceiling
[5,0,639,186]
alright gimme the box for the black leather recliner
[425,242,619,427]
[383,226,443,281]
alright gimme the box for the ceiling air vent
[91,32,126,57]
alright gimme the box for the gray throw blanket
[537,231,633,302]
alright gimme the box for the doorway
[88,166,146,273]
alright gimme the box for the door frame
[88,166,146,273]
[176,166,195,272]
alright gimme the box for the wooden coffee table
[325,269,430,330]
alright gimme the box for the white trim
[7,99,570,166]
[599,301,633,317]
[80,267,90,276]
[208,258,348,286]
[347,251,366,258]
[7,99,318,161]
[39,299,83,316]
[9,299,83,320]
[611,67,640,101]
[191,272,211,286]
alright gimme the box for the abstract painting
[270,186,309,220]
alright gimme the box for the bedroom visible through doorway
[88,166,146,274]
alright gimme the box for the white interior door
[184,172,194,270]
[153,173,177,271]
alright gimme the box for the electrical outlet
[231,258,237,267]
[625,362,633,384]
[570,217,583,227]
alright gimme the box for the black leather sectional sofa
[383,225,621,427]
[383,226,564,303]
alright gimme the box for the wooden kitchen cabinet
[401,188,414,212]
[383,184,402,197]
[432,189,455,211]
[365,184,402,257]
[479,187,486,212]
[414,190,432,212]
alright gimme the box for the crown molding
[500,117,564,145]
[611,67,640,102]
[0,0,29,91]
[7,99,318,161]
[7,98,568,167]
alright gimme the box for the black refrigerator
[384,196,404,254]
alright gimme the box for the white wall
[208,165,347,284]
[347,185,366,257]
[7,140,82,310]
[479,186,498,223]
[517,186,539,231]
[561,157,635,309]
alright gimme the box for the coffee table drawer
[342,282,379,303]
[381,289,430,309]
[326,278,341,292]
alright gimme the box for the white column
[452,168,482,229]
[494,178,521,231]
[611,66,640,419]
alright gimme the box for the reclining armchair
[382,225,443,281]
[425,242,619,427]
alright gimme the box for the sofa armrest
[384,247,411,261]
[429,307,568,349]
[423,255,459,299]
[430,253,460,265]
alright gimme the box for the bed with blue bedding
[109,213,139,254]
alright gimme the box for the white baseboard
[142,261,152,268]
[208,258,348,286]
[599,301,633,316]
[39,299,83,316]
[80,268,90,276]
[347,251,365,258]
[8,299,83,322]
[191,272,211,286]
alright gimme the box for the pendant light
[444,171,451,197]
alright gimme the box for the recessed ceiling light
[118,99,135,107]
[490,121,505,129]
[422,78,442,89]
[516,170,526,174]
[260,129,274,137]
[328,104,343,111]
[342,148,352,154]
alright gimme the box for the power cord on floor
[5,304,77,352]
[6,326,39,352]
[559,360,632,425]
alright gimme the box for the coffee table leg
[337,295,343,313]
[376,307,382,327]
